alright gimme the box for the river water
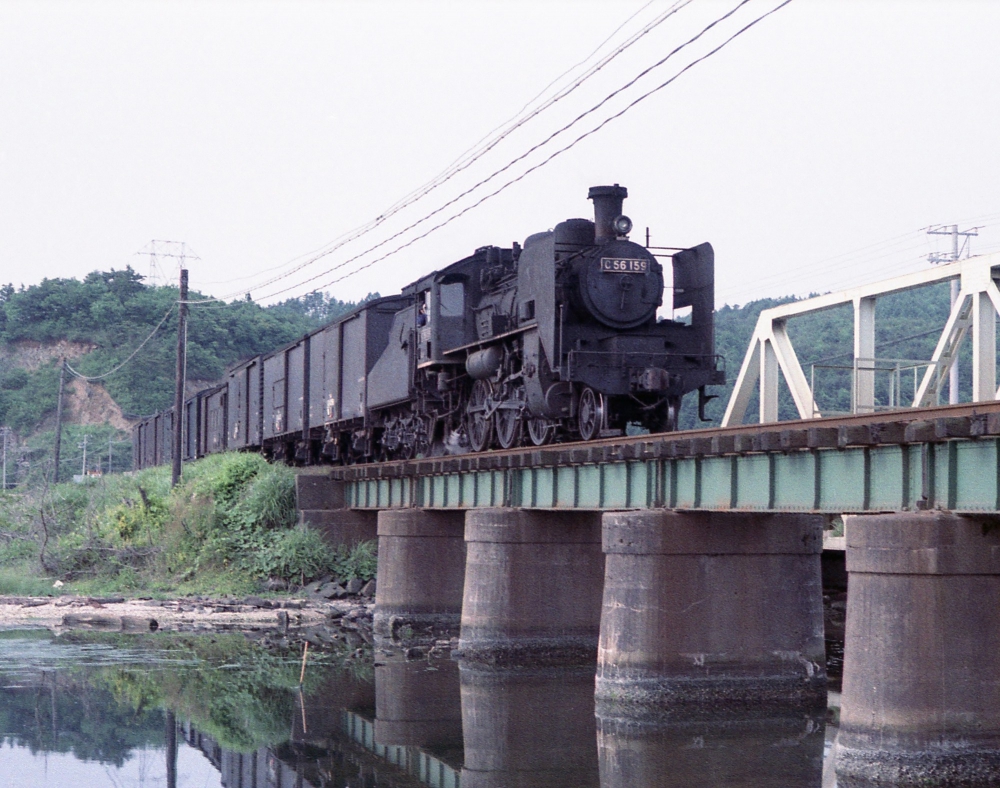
[0,628,839,787]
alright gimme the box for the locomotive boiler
[134,184,724,468]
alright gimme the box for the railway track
[331,400,1000,482]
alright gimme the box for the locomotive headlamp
[613,215,633,237]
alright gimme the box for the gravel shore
[0,594,370,633]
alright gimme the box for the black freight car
[226,356,263,451]
[203,384,228,456]
[255,295,410,463]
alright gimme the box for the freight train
[133,185,723,469]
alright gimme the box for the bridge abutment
[595,510,827,718]
[836,511,1000,786]
[372,509,466,645]
[294,473,377,548]
[458,508,604,665]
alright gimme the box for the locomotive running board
[442,322,537,355]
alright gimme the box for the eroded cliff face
[64,377,136,431]
[0,339,136,432]
[0,339,96,371]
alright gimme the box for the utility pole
[80,434,88,477]
[928,224,979,404]
[53,359,66,483]
[2,427,7,491]
[172,269,189,487]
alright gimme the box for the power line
[195,0,698,299]
[248,0,792,304]
[507,0,663,120]
[65,305,175,381]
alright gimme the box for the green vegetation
[0,452,376,596]
[9,423,134,489]
[0,361,60,435]
[0,263,378,594]
[0,268,376,429]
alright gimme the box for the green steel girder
[343,438,1000,514]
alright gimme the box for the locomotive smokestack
[588,184,628,243]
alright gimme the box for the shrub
[253,533,378,585]
[228,464,296,532]
[101,492,168,544]
[253,528,333,581]
[331,540,378,582]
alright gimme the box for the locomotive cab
[415,276,468,366]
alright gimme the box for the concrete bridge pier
[372,509,466,645]
[595,510,827,718]
[458,508,604,665]
[835,511,1000,787]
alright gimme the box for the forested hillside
[0,268,376,434]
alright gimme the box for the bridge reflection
[178,656,831,788]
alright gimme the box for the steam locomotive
[133,185,723,469]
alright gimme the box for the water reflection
[0,628,842,788]
[375,657,462,751]
[597,713,826,788]
[459,663,599,788]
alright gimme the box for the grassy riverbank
[0,452,376,598]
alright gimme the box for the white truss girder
[721,253,1000,427]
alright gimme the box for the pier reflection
[459,662,599,788]
[338,654,463,787]
[375,656,463,751]
[597,711,826,788]
[201,656,829,788]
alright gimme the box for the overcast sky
[1,0,998,309]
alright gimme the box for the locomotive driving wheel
[467,379,493,452]
[526,416,554,446]
[577,386,605,442]
[495,404,522,449]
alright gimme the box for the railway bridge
[298,399,1000,785]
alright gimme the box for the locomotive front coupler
[631,367,681,393]
[698,386,718,422]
